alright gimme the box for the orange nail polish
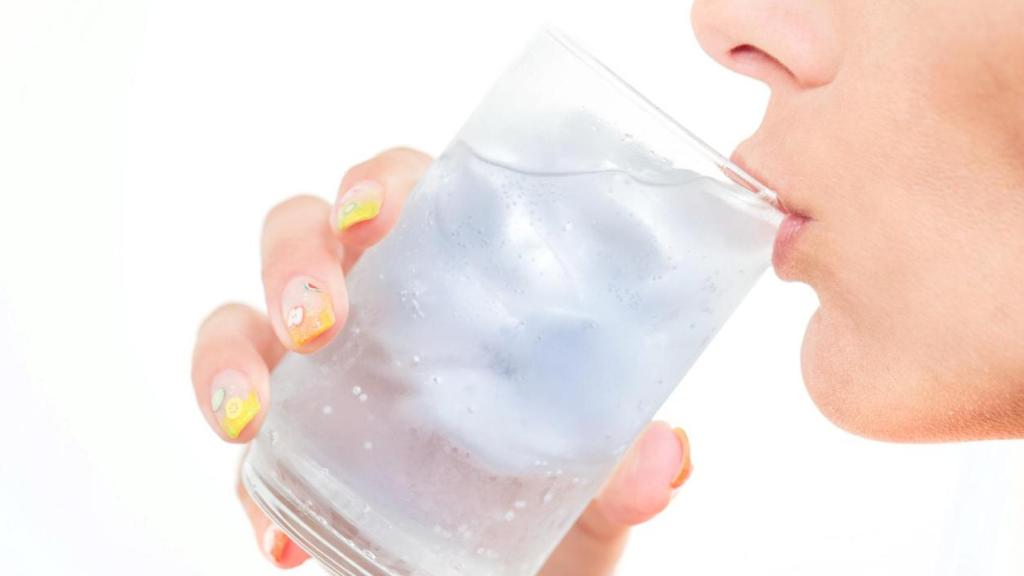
[671,427,692,489]
[282,277,335,346]
[263,525,289,563]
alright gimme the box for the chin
[799,308,939,443]
[799,308,1024,443]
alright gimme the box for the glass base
[242,459,410,576]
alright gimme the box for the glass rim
[543,28,781,212]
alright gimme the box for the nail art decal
[336,182,383,231]
[283,278,335,346]
[211,370,261,439]
[211,388,225,412]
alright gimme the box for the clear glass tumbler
[243,29,782,576]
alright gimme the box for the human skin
[191,150,691,575]
[692,0,1024,441]
[191,0,1024,572]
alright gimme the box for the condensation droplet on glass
[514,500,526,509]
[352,385,362,396]
[363,441,373,451]
[359,393,368,402]
[322,405,333,416]
[503,510,515,521]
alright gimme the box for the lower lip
[772,213,808,270]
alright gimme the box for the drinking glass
[243,29,782,576]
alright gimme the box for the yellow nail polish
[283,278,335,346]
[222,391,261,439]
[671,427,692,489]
[336,182,383,231]
[211,370,261,439]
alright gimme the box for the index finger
[329,147,432,271]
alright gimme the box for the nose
[691,0,840,91]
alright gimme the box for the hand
[190,147,694,574]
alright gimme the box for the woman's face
[691,0,1024,441]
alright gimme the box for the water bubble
[359,393,368,402]
[412,355,421,364]
[514,500,527,509]
[364,441,373,451]
[352,385,362,396]
[363,550,376,561]
[543,492,554,504]
[269,430,279,445]
[322,405,333,415]
[504,510,515,521]
[432,375,443,385]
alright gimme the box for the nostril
[729,44,797,83]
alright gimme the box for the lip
[772,213,809,272]
[728,149,811,275]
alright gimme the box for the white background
[2,1,1023,575]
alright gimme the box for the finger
[537,422,691,576]
[261,195,350,352]
[595,421,692,526]
[236,457,310,568]
[328,147,432,271]
[192,303,285,442]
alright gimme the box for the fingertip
[262,525,309,569]
[332,179,388,247]
[192,305,279,443]
[237,472,310,568]
[274,274,349,353]
[207,368,268,443]
[331,147,432,260]
[670,427,693,489]
[596,421,687,526]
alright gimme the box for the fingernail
[210,369,261,439]
[335,180,383,231]
[670,427,692,489]
[262,525,290,564]
[282,276,335,346]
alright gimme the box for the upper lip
[729,147,807,218]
